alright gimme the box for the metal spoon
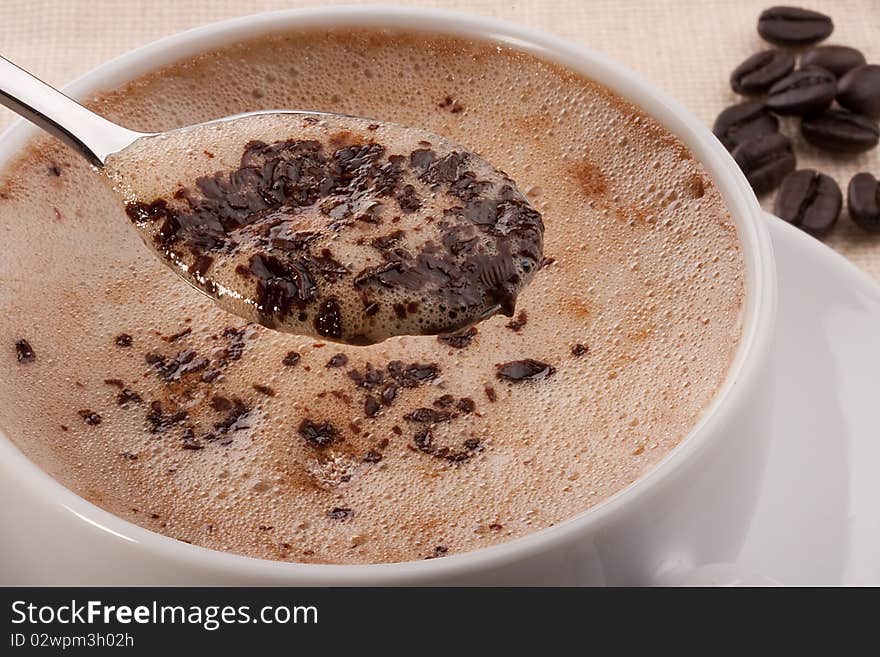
[0,55,544,345]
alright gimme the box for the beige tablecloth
[3,0,879,279]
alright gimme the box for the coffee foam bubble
[0,29,743,564]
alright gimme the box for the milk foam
[0,29,744,564]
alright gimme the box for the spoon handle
[0,55,145,167]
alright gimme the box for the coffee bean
[713,101,779,151]
[730,49,795,94]
[758,6,833,46]
[773,169,841,237]
[837,65,880,119]
[800,45,866,78]
[847,172,880,233]
[732,132,796,195]
[801,109,880,153]
[766,66,836,115]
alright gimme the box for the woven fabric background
[2,0,879,278]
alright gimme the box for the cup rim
[0,4,776,584]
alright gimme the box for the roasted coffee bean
[773,169,842,237]
[801,109,880,153]
[800,45,866,78]
[766,66,836,115]
[713,101,779,150]
[837,65,880,119]
[730,49,795,94]
[732,132,796,195]
[758,6,833,46]
[847,172,880,233]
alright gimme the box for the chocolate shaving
[299,419,340,448]
[496,359,556,382]
[116,388,142,406]
[426,545,449,559]
[571,343,589,357]
[14,339,35,363]
[326,353,349,368]
[404,408,455,424]
[247,253,317,319]
[327,507,354,520]
[380,383,398,406]
[145,349,209,382]
[388,361,440,388]
[78,409,102,426]
[363,450,383,463]
[314,298,343,339]
[364,395,380,418]
[433,394,456,408]
[218,325,249,365]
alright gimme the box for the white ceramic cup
[0,6,777,586]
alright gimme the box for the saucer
[734,214,880,585]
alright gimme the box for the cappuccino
[0,28,744,564]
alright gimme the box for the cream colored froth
[0,29,743,564]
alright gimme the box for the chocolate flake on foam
[327,507,354,520]
[496,359,556,382]
[14,339,35,363]
[116,388,143,406]
[571,343,589,357]
[145,349,209,382]
[326,352,349,368]
[78,409,102,426]
[299,419,340,448]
